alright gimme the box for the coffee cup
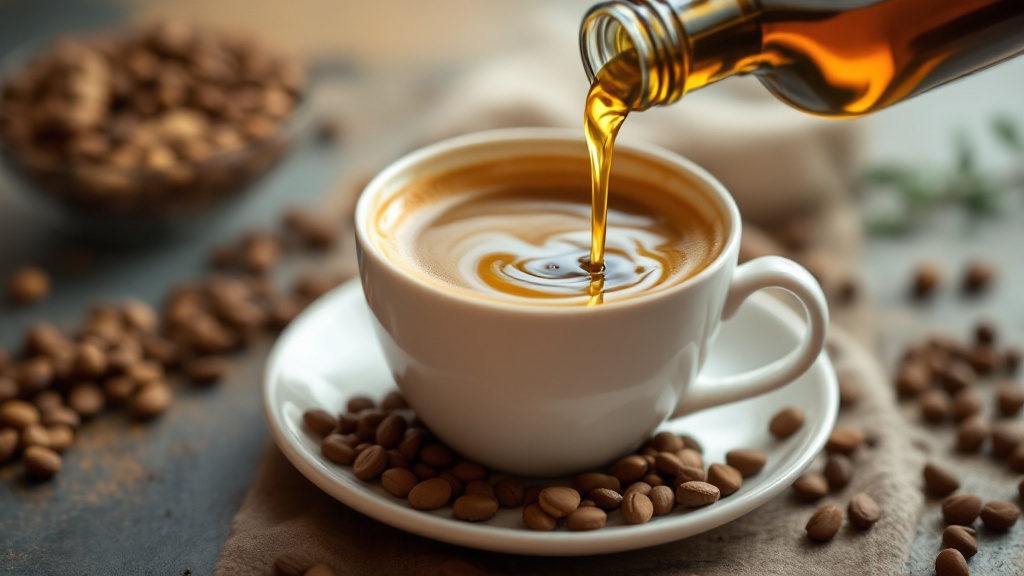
[354,128,828,477]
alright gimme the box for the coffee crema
[372,155,725,306]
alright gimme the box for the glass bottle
[580,0,1024,117]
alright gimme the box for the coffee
[371,155,725,306]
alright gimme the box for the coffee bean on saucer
[825,428,864,455]
[623,481,652,498]
[413,463,438,481]
[654,452,685,476]
[956,417,989,453]
[408,477,452,510]
[951,390,981,422]
[935,548,969,576]
[572,472,620,496]
[538,487,580,519]
[769,407,804,439]
[674,465,705,485]
[649,485,675,516]
[590,487,623,510]
[991,422,1023,458]
[420,444,455,469]
[707,464,743,497]
[374,414,406,450]
[677,448,704,469]
[676,481,720,508]
[23,445,61,479]
[610,455,648,484]
[523,503,556,531]
[974,320,997,346]
[346,396,375,414]
[962,259,996,294]
[648,431,684,452]
[824,454,854,490]
[463,481,493,499]
[645,471,666,486]
[494,478,525,507]
[321,434,356,465]
[566,506,607,531]
[847,493,880,529]
[793,473,829,502]
[942,493,982,526]
[980,501,1020,531]
[942,525,977,559]
[679,434,703,453]
[621,491,654,525]
[397,428,424,460]
[380,391,408,411]
[923,462,960,497]
[453,494,499,522]
[303,409,337,437]
[353,445,388,481]
[355,410,386,443]
[968,346,1001,376]
[911,262,941,299]
[805,503,842,542]
[920,390,952,423]
[996,383,1024,417]
[437,471,464,498]
[8,266,50,304]
[725,449,766,477]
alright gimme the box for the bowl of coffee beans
[0,22,309,238]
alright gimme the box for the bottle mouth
[579,1,687,111]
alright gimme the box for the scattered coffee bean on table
[941,525,977,559]
[923,462,961,497]
[979,500,1020,531]
[935,548,969,576]
[793,473,829,502]
[911,262,941,299]
[825,428,865,455]
[805,503,842,542]
[956,417,989,453]
[995,383,1024,417]
[962,259,996,295]
[942,493,982,526]
[847,493,880,529]
[824,454,854,490]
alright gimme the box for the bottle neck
[580,0,763,110]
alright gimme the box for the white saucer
[263,280,838,556]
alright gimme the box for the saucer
[263,280,838,556]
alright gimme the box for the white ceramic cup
[355,128,828,477]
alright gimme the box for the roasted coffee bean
[321,434,356,465]
[397,428,425,461]
[381,467,418,498]
[572,472,620,497]
[1,400,40,428]
[408,478,452,510]
[413,462,438,481]
[980,501,1019,531]
[379,391,408,412]
[676,481,720,508]
[353,445,388,481]
[184,356,230,385]
[346,396,375,413]
[523,503,556,531]
[920,390,952,423]
[674,465,705,485]
[641,472,665,488]
[793,473,829,502]
[769,407,804,439]
[273,552,307,576]
[996,383,1024,417]
[707,464,743,497]
[974,321,997,345]
[654,452,686,476]
[935,548,969,576]
[923,462,961,497]
[941,525,977,559]
[942,493,982,526]
[951,389,981,422]
[896,361,931,397]
[303,409,337,437]
[962,259,996,294]
[911,262,941,299]
[837,370,862,408]
[847,492,880,529]
[386,449,410,470]
[679,434,703,453]
[676,448,704,469]
[41,406,80,429]
[420,443,455,469]
[8,266,50,304]
[649,485,675,516]
[23,445,61,479]
[589,487,623,510]
[825,428,865,455]
[0,428,18,463]
[0,378,16,403]
[19,424,50,449]
[452,461,488,484]
[453,494,499,522]
[538,487,580,519]
[648,431,684,452]
[967,346,1001,376]
[463,480,493,499]
[991,422,1023,459]
[494,478,525,507]
[805,503,842,542]
[956,417,989,453]
[824,454,854,490]
[17,358,55,398]
[129,381,171,419]
[725,449,766,477]
[103,376,137,404]
[374,414,406,449]
[304,564,336,576]
[337,413,359,436]
[69,383,104,418]
[623,481,652,499]
[621,491,655,525]
[355,410,386,443]
[940,361,975,395]
[1006,347,1023,375]
[566,506,607,531]
[46,425,73,453]
[610,454,648,484]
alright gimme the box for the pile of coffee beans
[0,207,343,481]
[302,394,787,532]
[0,22,305,217]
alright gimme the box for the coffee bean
[956,417,989,453]
[676,481,720,508]
[824,454,854,490]
[273,552,307,576]
[23,445,61,479]
[923,462,961,497]
[623,481,652,498]
[523,503,556,531]
[725,449,766,477]
[1006,347,1022,375]
[991,422,1023,458]
[942,493,982,526]
[129,381,172,419]
[413,462,438,481]
[420,444,455,469]
[679,434,703,453]
[648,485,675,516]
[41,406,80,429]
[0,378,16,404]
[439,472,465,499]
[69,383,105,418]
[769,407,804,439]
[940,361,975,395]
[941,525,977,559]
[674,465,705,485]
[353,445,388,481]
[452,461,488,484]
[974,320,997,345]
[463,480,493,499]
[621,491,654,525]
[19,424,50,449]
[962,259,995,294]
[453,494,499,522]
[408,477,452,510]
[17,357,55,397]
[47,425,73,453]
[379,391,408,412]
[968,346,1001,376]
[302,409,337,437]
[610,454,649,484]
[648,431,684,452]
[8,266,50,304]
[566,506,607,531]
[951,389,981,422]
[837,370,862,408]
[397,428,425,461]
[654,452,686,476]
[707,464,743,497]
[374,414,406,449]
[935,548,969,576]
[825,428,864,455]
[805,503,842,542]
[1,400,40,428]
[103,376,136,404]
[304,564,336,576]
[381,467,417,498]
[571,472,619,497]
[847,492,880,529]
[589,487,623,510]
[346,396,375,413]
[320,434,355,465]
[912,263,941,299]
[676,448,704,469]
[979,500,1020,531]
[355,410,386,443]
[184,356,230,385]
[896,361,931,397]
[920,390,952,423]
[996,383,1024,417]
[494,478,525,507]
[538,486,580,519]
[793,473,829,502]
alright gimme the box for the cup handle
[671,256,829,418]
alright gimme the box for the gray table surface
[2,0,1024,574]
